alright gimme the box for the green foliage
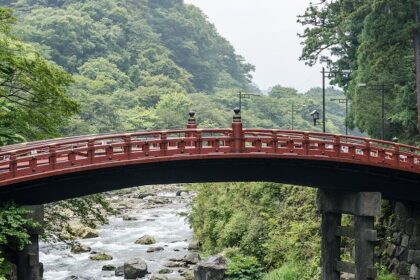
[0,7,78,143]
[377,264,398,280]
[189,183,321,279]
[262,263,303,280]
[0,203,37,278]
[299,0,420,143]
[226,253,264,280]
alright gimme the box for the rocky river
[39,185,198,280]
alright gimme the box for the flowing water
[40,188,193,280]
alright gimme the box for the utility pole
[414,2,420,133]
[331,98,349,135]
[322,67,326,133]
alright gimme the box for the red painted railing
[0,125,419,188]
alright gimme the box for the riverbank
[40,185,195,280]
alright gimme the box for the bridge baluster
[10,152,17,177]
[271,133,278,153]
[195,131,202,154]
[49,145,57,170]
[124,136,132,159]
[106,145,114,160]
[334,135,341,157]
[87,140,95,163]
[29,156,37,172]
[160,133,168,156]
[364,140,371,163]
[394,144,400,167]
[178,139,186,154]
[68,151,76,165]
[142,142,150,156]
[303,133,310,155]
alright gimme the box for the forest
[0,0,417,279]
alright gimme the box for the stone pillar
[317,190,381,280]
[16,205,44,280]
[321,212,341,280]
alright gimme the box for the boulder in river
[135,234,156,245]
[150,275,169,280]
[89,252,113,261]
[188,241,200,251]
[102,264,116,271]
[194,255,226,280]
[68,223,99,239]
[70,243,91,254]
[147,246,164,253]
[122,215,137,221]
[115,266,124,276]
[124,259,148,279]
[183,252,200,265]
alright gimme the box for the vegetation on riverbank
[188,183,321,279]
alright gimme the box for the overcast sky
[184,0,321,93]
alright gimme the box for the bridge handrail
[0,128,419,185]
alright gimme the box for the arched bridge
[0,110,419,205]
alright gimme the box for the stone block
[410,264,419,279]
[410,237,420,250]
[399,261,410,275]
[396,202,409,220]
[408,250,416,264]
[393,232,403,245]
[389,258,399,272]
[407,218,417,236]
[388,244,397,257]
[397,247,407,258]
[411,250,420,265]
[403,235,410,248]
[317,190,381,216]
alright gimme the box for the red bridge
[0,109,419,205]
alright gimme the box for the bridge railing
[0,111,419,185]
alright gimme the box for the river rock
[122,215,137,221]
[188,241,200,251]
[115,266,124,276]
[138,193,156,199]
[70,243,91,254]
[194,255,226,280]
[159,268,172,274]
[89,252,113,261]
[102,264,116,271]
[68,223,99,239]
[183,252,200,264]
[124,259,148,279]
[146,196,172,205]
[147,246,164,253]
[150,275,169,280]
[135,234,156,245]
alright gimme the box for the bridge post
[317,190,381,280]
[231,108,244,153]
[187,111,197,129]
[15,205,44,280]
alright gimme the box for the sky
[184,0,321,93]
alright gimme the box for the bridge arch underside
[0,157,419,205]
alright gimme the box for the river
[39,185,193,280]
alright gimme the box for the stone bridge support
[317,190,381,280]
[14,205,44,280]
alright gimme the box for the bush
[263,263,303,280]
[226,253,264,280]
[0,203,37,278]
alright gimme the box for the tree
[0,7,78,143]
